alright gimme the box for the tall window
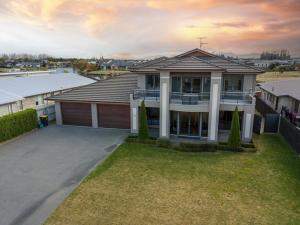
[203,77,211,92]
[146,74,160,90]
[172,76,181,92]
[171,76,210,93]
[223,75,243,91]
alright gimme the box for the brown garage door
[98,104,130,129]
[61,102,92,126]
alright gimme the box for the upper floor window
[223,75,243,92]
[146,74,160,90]
[171,76,211,93]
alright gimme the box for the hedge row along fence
[0,109,38,142]
[125,135,256,153]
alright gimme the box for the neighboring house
[98,59,136,70]
[258,79,300,115]
[49,49,263,142]
[0,72,95,116]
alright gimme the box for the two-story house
[49,49,262,142]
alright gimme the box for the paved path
[0,125,128,225]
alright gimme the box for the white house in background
[0,72,95,116]
[259,79,300,115]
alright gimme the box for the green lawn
[257,71,300,83]
[87,70,129,76]
[45,134,300,225]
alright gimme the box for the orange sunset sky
[0,0,299,58]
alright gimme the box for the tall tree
[228,106,241,148]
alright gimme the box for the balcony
[133,89,160,101]
[170,92,210,105]
[132,89,255,105]
[221,92,254,104]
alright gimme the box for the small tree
[228,106,241,148]
[138,100,149,140]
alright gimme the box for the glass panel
[223,75,243,91]
[219,111,232,130]
[146,108,159,126]
[154,75,160,90]
[179,112,189,135]
[219,111,243,131]
[146,74,159,90]
[182,77,192,93]
[192,78,201,93]
[190,112,199,136]
[146,75,154,89]
[203,76,211,92]
[201,112,209,137]
[170,111,178,134]
[172,76,181,92]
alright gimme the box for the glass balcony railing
[133,89,160,100]
[170,92,210,105]
[132,89,255,105]
[220,92,254,104]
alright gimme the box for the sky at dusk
[0,0,300,58]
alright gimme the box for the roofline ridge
[175,48,217,58]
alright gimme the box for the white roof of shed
[0,73,95,105]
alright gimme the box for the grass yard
[257,71,300,83]
[45,134,300,225]
[87,70,129,76]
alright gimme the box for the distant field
[0,68,9,73]
[87,70,129,76]
[257,71,300,83]
[0,67,48,73]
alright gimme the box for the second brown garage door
[61,102,92,126]
[97,104,130,129]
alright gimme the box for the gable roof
[175,48,216,58]
[48,73,137,103]
[260,79,300,101]
[131,49,263,74]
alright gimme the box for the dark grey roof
[197,57,262,74]
[260,79,300,101]
[131,57,168,71]
[131,49,263,74]
[159,57,225,71]
[48,73,137,103]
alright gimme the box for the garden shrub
[138,100,149,140]
[241,143,255,148]
[228,106,241,148]
[156,138,171,148]
[125,134,256,153]
[0,109,38,142]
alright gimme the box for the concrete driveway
[0,125,128,225]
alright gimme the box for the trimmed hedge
[125,135,256,153]
[178,142,243,152]
[0,109,38,142]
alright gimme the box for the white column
[208,72,222,141]
[159,71,170,138]
[55,102,62,125]
[130,94,139,133]
[242,106,255,142]
[91,103,98,128]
